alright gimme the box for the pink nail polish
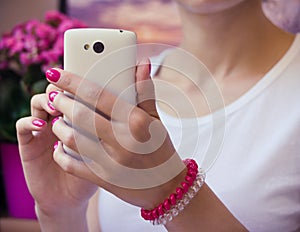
[48,101,56,111]
[49,91,59,102]
[46,69,60,82]
[52,116,61,125]
[53,141,59,150]
[32,119,46,127]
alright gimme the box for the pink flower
[40,49,62,72]
[35,23,56,40]
[0,35,16,50]
[37,39,50,51]
[0,9,86,77]
[24,20,40,34]
[20,52,32,66]
[9,40,23,56]
[52,36,64,55]
[23,35,38,52]
[39,49,61,65]
[45,10,67,26]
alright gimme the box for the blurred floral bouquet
[0,10,86,142]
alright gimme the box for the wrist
[35,203,89,232]
[141,159,206,225]
[144,167,187,210]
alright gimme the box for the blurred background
[0,0,300,219]
[1,0,300,44]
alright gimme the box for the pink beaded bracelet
[141,159,206,225]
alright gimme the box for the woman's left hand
[46,60,185,210]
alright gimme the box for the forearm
[165,183,247,232]
[35,204,89,232]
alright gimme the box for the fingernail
[48,101,56,111]
[140,58,151,73]
[46,68,61,82]
[32,119,46,127]
[49,91,59,102]
[53,141,59,150]
[52,116,61,125]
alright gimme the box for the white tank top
[98,34,300,232]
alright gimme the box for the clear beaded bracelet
[141,159,206,225]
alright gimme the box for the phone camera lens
[93,41,104,54]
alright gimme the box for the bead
[169,193,177,205]
[189,159,197,166]
[175,187,184,199]
[187,170,197,179]
[163,199,171,210]
[140,159,206,226]
[185,175,194,186]
[158,204,164,216]
[143,211,152,220]
[183,159,191,165]
[152,208,159,219]
[187,188,196,199]
[165,212,173,222]
[188,161,198,168]
[191,184,201,192]
[182,195,190,205]
[149,211,155,221]
[181,181,189,193]
[161,216,168,225]
[177,201,184,211]
[141,209,149,220]
[171,208,179,217]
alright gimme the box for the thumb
[136,58,159,119]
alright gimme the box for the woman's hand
[16,85,98,231]
[45,60,186,210]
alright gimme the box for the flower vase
[0,143,36,219]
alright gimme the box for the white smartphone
[63,28,137,159]
[64,28,137,104]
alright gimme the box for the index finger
[45,68,133,121]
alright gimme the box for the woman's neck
[177,0,294,79]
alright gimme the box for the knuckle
[30,94,40,105]
[71,103,87,124]
[15,118,24,130]
[45,84,58,94]
[60,157,75,174]
[84,85,102,102]
[129,110,147,134]
[60,72,72,88]
[63,130,76,149]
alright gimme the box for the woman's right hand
[16,84,98,231]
